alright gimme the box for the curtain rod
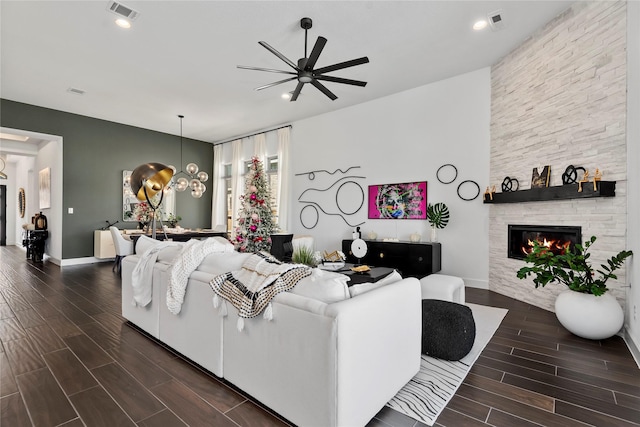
[213,124,292,146]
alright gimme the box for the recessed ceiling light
[115,18,131,28]
[66,87,85,95]
[473,20,488,30]
[281,92,292,100]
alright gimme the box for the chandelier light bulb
[197,171,209,182]
[199,183,207,193]
[176,177,189,191]
[192,189,203,198]
[186,163,199,175]
[190,178,201,190]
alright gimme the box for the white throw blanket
[131,241,183,307]
[166,237,234,314]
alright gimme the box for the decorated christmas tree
[235,156,276,253]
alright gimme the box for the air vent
[106,1,139,20]
[67,87,85,95]
[488,9,505,31]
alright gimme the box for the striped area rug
[386,303,508,426]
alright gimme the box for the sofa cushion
[289,268,351,303]
[135,235,185,263]
[196,251,251,275]
[348,270,403,298]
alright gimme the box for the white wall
[13,156,36,244]
[36,138,63,261]
[625,0,640,363]
[3,161,17,245]
[289,68,491,288]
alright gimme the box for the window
[267,156,279,223]
[223,164,232,233]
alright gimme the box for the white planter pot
[554,290,624,340]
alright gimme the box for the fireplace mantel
[483,181,615,204]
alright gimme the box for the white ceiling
[0,1,572,143]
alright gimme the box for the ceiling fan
[238,17,369,101]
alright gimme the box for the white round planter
[554,290,624,340]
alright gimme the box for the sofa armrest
[326,277,422,427]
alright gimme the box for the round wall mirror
[18,188,26,218]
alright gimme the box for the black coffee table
[337,263,396,286]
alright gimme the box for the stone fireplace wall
[489,1,628,311]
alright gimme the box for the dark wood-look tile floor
[0,245,638,427]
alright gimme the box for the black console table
[342,239,441,279]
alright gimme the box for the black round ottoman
[421,299,476,361]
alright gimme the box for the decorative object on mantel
[167,115,208,199]
[457,180,480,201]
[501,177,519,192]
[483,185,496,201]
[590,168,603,191]
[436,163,458,184]
[531,166,550,188]
[577,169,590,192]
[516,236,633,340]
[577,168,602,192]
[561,165,586,185]
[427,202,449,243]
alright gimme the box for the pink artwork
[368,181,427,219]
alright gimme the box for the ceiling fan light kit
[238,17,369,101]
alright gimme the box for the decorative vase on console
[427,202,450,243]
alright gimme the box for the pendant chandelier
[168,115,208,198]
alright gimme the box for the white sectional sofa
[121,237,422,427]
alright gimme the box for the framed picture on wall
[368,181,427,219]
[39,167,51,209]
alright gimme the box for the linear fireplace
[508,225,582,260]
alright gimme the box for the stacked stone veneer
[489,1,628,312]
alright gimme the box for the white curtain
[277,127,291,233]
[210,143,225,229]
[230,139,243,238]
[254,133,266,165]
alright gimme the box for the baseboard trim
[59,257,114,267]
[464,278,489,290]
[624,329,640,368]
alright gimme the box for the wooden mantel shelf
[483,181,616,204]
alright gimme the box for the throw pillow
[134,235,184,262]
[348,270,402,297]
[289,268,351,303]
[196,251,251,275]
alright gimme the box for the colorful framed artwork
[368,181,427,219]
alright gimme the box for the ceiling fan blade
[304,36,327,71]
[290,82,305,102]
[311,79,337,101]
[258,41,299,71]
[313,56,369,75]
[237,65,297,75]
[315,75,367,87]
[255,76,298,91]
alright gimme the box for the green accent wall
[1,99,213,259]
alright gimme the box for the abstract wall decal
[436,164,458,184]
[295,166,361,180]
[457,180,480,201]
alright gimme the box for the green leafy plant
[427,202,450,229]
[292,245,318,267]
[516,236,632,296]
[166,213,181,227]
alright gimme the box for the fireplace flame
[521,238,571,256]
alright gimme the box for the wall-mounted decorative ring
[335,181,364,216]
[18,188,26,218]
[501,177,519,192]
[457,180,480,201]
[562,165,586,185]
[436,164,458,184]
[300,205,319,229]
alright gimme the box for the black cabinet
[23,230,48,262]
[342,239,441,279]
